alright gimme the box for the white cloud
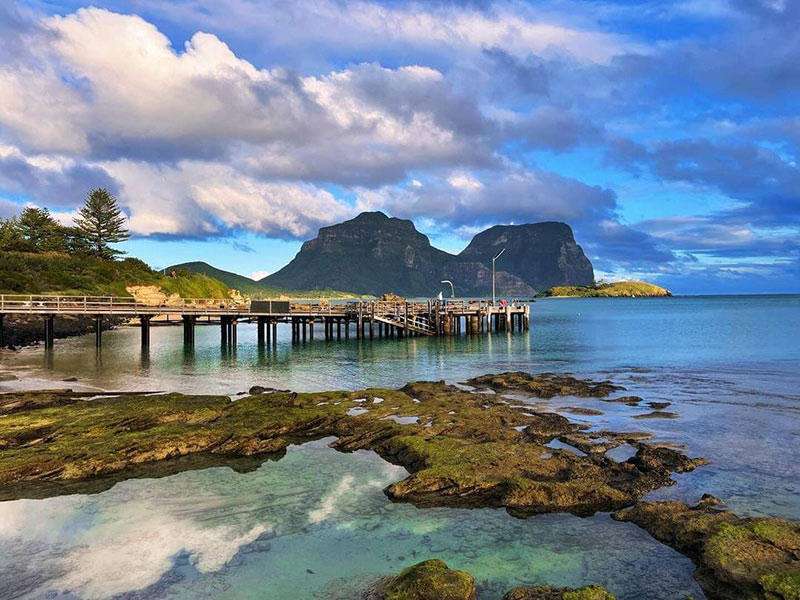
[134,0,635,64]
[250,270,270,280]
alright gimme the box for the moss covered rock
[613,496,800,599]
[0,377,706,517]
[502,584,614,599]
[364,559,476,600]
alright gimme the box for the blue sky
[0,0,798,294]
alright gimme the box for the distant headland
[538,281,672,298]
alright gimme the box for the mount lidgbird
[262,212,594,297]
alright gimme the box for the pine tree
[16,207,64,252]
[74,189,130,259]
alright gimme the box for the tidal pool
[0,439,704,600]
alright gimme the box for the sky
[0,0,798,294]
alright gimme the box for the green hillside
[0,252,230,298]
[539,281,672,298]
[168,261,364,298]
[168,261,265,294]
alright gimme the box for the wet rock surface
[364,559,476,600]
[502,585,614,599]
[468,373,624,399]
[613,495,800,599]
[0,375,706,517]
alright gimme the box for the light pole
[492,248,505,305]
[441,280,455,298]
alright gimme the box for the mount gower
[175,212,594,297]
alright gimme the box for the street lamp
[492,248,505,305]
[441,280,455,298]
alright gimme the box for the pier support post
[0,313,4,347]
[309,319,314,340]
[257,316,266,346]
[369,318,374,339]
[336,318,342,340]
[140,315,152,347]
[94,315,102,348]
[43,315,54,349]
[182,315,196,345]
[221,316,230,346]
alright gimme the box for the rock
[62,376,78,382]
[0,372,18,382]
[468,372,624,399]
[608,396,643,406]
[632,411,678,420]
[364,559,476,600]
[613,497,800,600]
[262,211,594,297]
[0,375,707,516]
[457,222,594,292]
[561,407,604,416]
[502,584,614,599]
[647,402,671,409]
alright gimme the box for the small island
[538,281,671,298]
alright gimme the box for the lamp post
[441,280,455,298]
[492,248,505,305]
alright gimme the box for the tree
[74,189,130,259]
[0,217,26,252]
[16,207,65,252]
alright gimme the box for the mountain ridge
[173,212,594,297]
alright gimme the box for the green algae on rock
[467,372,624,399]
[0,378,706,516]
[613,495,800,600]
[364,559,476,600]
[502,584,615,600]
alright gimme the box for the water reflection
[0,440,703,600]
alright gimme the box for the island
[538,281,671,298]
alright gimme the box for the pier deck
[0,294,530,349]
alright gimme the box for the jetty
[0,295,530,349]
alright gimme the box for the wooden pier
[0,295,530,349]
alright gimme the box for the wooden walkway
[0,294,530,349]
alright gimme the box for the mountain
[263,212,454,296]
[169,261,264,294]
[457,222,594,292]
[262,212,594,297]
[167,261,360,298]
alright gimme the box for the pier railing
[0,294,249,315]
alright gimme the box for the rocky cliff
[263,212,594,297]
[263,212,453,296]
[457,222,594,292]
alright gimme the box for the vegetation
[169,261,369,299]
[74,188,130,259]
[369,559,476,600]
[539,281,671,298]
[0,192,230,298]
[614,497,800,600]
[0,251,229,297]
[0,374,704,519]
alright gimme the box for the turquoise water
[1,295,799,599]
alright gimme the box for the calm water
[1,295,799,599]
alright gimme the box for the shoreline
[0,372,797,599]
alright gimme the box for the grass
[0,251,230,298]
[539,281,671,298]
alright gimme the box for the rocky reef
[613,496,800,599]
[364,559,477,600]
[0,374,704,517]
[363,560,614,600]
[502,585,614,600]
[467,372,625,399]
